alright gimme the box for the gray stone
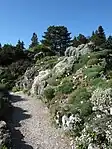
[16,66,39,90]
[34,52,44,60]
[65,42,94,58]
[52,56,76,78]
[31,69,51,95]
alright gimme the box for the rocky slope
[13,42,112,149]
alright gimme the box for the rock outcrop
[65,42,94,58]
[15,42,97,96]
[16,66,39,90]
[31,69,51,95]
[52,56,76,78]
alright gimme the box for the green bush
[69,87,92,117]
[44,87,55,102]
[90,50,111,59]
[90,78,112,90]
[84,65,103,79]
[29,44,55,56]
[73,54,90,73]
[79,54,90,65]
[0,59,31,90]
[0,84,11,116]
[36,56,58,70]
[56,78,74,94]
[87,58,99,66]
[47,77,60,86]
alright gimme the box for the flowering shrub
[75,88,112,149]
[76,115,112,149]
[68,87,92,117]
[90,88,112,115]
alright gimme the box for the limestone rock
[65,42,94,58]
[52,56,75,78]
[16,66,39,90]
[31,69,51,95]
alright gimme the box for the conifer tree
[29,33,39,48]
[41,26,71,55]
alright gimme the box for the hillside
[12,42,112,149]
[1,25,112,148]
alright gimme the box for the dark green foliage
[29,44,55,56]
[0,59,31,89]
[77,34,88,45]
[0,41,32,89]
[29,33,39,48]
[0,84,11,116]
[8,59,31,77]
[16,40,25,51]
[44,87,55,101]
[0,43,2,49]
[91,26,106,47]
[72,36,80,47]
[41,25,71,55]
[72,34,88,47]
[0,44,25,66]
[104,36,112,49]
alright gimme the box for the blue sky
[0,0,111,48]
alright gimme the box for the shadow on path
[7,94,34,149]
[10,94,26,103]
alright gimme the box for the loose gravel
[10,93,72,149]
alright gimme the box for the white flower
[92,106,97,111]
[96,114,101,118]
[85,65,88,69]
[80,101,84,104]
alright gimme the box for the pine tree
[41,26,71,55]
[73,34,88,47]
[29,33,39,48]
[72,36,80,47]
[91,26,106,46]
[0,43,2,49]
[105,36,112,49]
[92,31,95,36]
[77,34,88,44]
[97,26,106,44]
[16,40,25,50]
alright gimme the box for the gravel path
[10,92,72,149]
